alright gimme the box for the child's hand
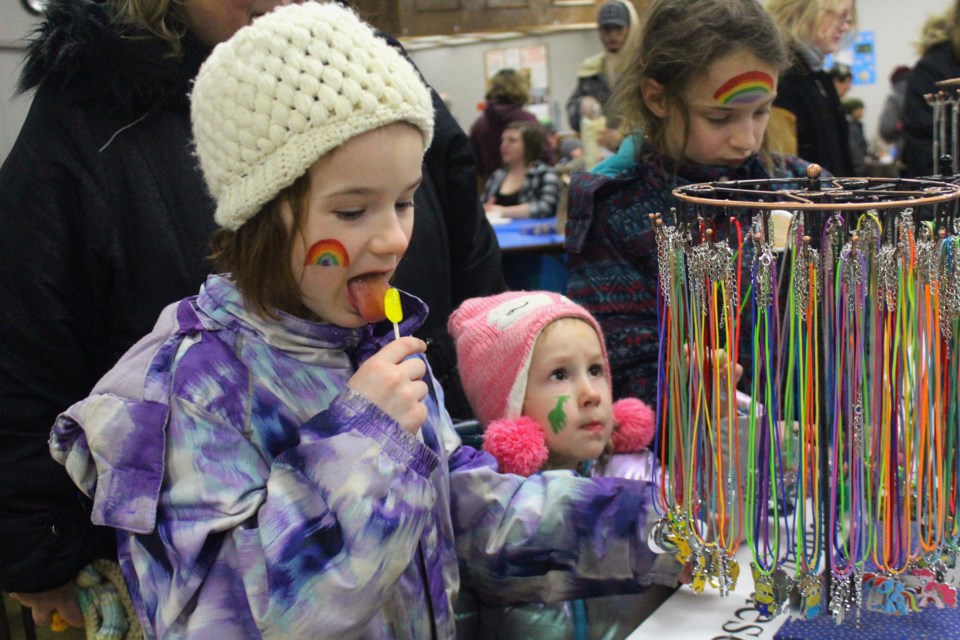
[9,583,83,629]
[682,345,744,418]
[349,337,429,435]
[483,200,502,217]
[597,128,622,151]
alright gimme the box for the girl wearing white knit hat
[53,4,678,637]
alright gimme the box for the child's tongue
[348,274,389,323]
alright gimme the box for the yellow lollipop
[384,287,403,340]
[51,611,69,632]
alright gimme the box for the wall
[1,1,40,163]
[413,0,954,147]
[848,0,952,151]
[0,0,957,164]
[408,28,599,134]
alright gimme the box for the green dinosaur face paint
[548,395,570,434]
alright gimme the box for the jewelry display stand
[649,164,960,637]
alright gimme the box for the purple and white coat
[51,275,675,639]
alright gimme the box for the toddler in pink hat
[448,290,655,476]
[449,291,679,639]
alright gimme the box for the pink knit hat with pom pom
[449,290,657,476]
[449,291,608,427]
[483,398,655,476]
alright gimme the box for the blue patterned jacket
[50,275,675,639]
[565,149,812,405]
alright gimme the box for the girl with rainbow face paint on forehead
[566,0,815,408]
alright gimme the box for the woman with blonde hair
[901,5,960,177]
[766,0,857,176]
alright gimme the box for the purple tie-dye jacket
[50,275,674,639]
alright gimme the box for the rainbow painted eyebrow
[304,238,350,267]
[712,71,774,105]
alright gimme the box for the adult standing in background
[878,65,911,160]
[346,3,509,418]
[0,0,503,628]
[901,7,960,177]
[392,84,508,421]
[469,68,549,184]
[766,0,856,177]
[566,0,643,152]
[0,0,234,627]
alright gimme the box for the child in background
[566,0,811,405]
[450,291,679,640]
[49,5,679,638]
[844,97,871,175]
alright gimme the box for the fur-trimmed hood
[18,0,210,115]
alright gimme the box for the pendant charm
[725,552,741,594]
[798,573,823,620]
[709,548,739,596]
[880,577,913,615]
[752,564,777,618]
[665,511,692,564]
[649,518,672,555]
[829,571,850,624]
[943,552,960,587]
[772,568,792,616]
[691,547,710,594]
[905,565,959,609]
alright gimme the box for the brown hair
[613,0,788,167]
[210,174,312,320]
[486,69,531,105]
[505,121,544,166]
[917,3,960,59]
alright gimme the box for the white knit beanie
[191,2,435,231]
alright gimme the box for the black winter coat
[0,0,217,592]
[395,88,507,421]
[0,2,504,593]
[775,51,854,177]
[901,42,960,178]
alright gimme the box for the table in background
[492,216,567,293]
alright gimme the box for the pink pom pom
[611,398,655,453]
[482,416,549,476]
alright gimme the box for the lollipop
[51,611,68,632]
[384,287,403,340]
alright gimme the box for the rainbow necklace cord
[782,214,823,620]
[654,210,751,598]
[652,197,960,623]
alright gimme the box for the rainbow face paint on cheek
[548,395,569,434]
[712,70,774,105]
[304,239,350,267]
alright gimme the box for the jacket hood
[577,52,605,78]
[483,100,531,126]
[18,0,211,115]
